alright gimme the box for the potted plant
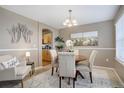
[55,36,65,51]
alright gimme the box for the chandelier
[63,10,78,27]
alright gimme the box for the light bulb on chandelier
[63,10,78,27]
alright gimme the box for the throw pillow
[1,57,20,69]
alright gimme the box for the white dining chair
[58,52,76,88]
[76,50,98,83]
[49,49,58,76]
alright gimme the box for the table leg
[68,77,70,85]
[76,70,84,80]
[78,70,84,79]
[32,63,35,74]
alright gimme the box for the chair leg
[51,67,54,76]
[62,77,64,79]
[29,71,32,77]
[73,78,75,88]
[75,71,78,81]
[89,72,93,83]
[68,77,70,85]
[21,80,24,88]
[59,77,61,88]
[56,67,58,72]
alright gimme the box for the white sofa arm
[17,60,27,67]
[0,67,16,81]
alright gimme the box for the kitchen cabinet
[42,49,51,62]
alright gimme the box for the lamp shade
[26,52,30,57]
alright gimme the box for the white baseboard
[0,48,38,52]
[35,66,43,70]
[94,66,124,87]
[35,64,51,70]
[93,66,113,70]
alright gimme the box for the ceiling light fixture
[63,10,78,27]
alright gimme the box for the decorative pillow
[1,57,20,69]
[0,55,13,63]
[12,57,20,67]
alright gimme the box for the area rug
[0,68,123,88]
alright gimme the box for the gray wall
[59,20,115,68]
[0,5,124,82]
[114,5,124,82]
[0,7,59,67]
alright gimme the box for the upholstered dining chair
[49,49,58,76]
[58,52,76,88]
[76,50,98,83]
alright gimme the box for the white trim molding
[0,47,115,52]
[0,48,38,52]
[74,47,115,50]
[93,66,114,70]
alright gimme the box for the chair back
[49,49,58,66]
[58,52,76,78]
[89,50,98,71]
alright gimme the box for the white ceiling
[1,5,119,29]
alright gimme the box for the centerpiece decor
[55,36,65,51]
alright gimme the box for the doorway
[42,29,53,66]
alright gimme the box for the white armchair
[58,52,76,88]
[0,55,31,88]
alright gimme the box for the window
[71,31,98,46]
[115,14,124,62]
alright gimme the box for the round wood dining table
[75,55,87,63]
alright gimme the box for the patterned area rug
[0,67,123,88]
